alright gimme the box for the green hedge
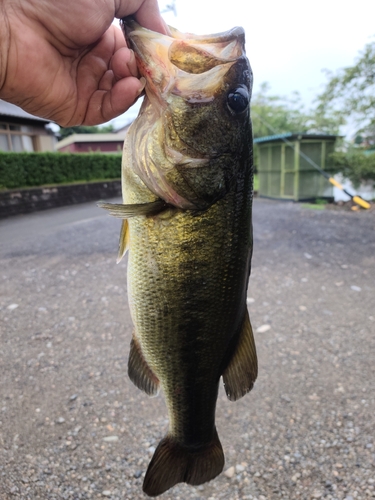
[0,152,122,189]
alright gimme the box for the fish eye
[227,87,249,114]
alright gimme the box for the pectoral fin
[97,199,167,218]
[222,309,257,401]
[117,220,129,264]
[128,335,160,397]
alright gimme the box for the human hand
[0,0,167,126]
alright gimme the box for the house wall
[0,119,55,152]
[57,143,78,153]
[57,141,124,153]
[35,133,56,152]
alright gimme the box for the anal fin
[222,309,258,401]
[128,335,160,397]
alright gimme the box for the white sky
[110,0,375,129]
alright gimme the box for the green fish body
[100,19,257,497]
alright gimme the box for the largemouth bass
[99,18,257,497]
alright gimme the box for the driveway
[0,198,374,499]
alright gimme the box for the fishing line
[251,111,371,209]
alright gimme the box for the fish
[99,17,257,497]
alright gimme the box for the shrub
[0,152,121,189]
[330,150,375,188]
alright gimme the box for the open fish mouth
[121,18,247,105]
[120,18,252,211]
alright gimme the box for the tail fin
[143,429,224,497]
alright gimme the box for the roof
[0,99,50,123]
[56,132,127,149]
[113,122,132,134]
[254,133,338,144]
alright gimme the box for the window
[0,123,35,152]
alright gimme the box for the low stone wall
[0,180,122,219]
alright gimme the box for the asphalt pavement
[0,198,374,500]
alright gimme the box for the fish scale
[128,202,245,430]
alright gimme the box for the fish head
[122,18,253,210]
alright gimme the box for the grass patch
[302,203,326,210]
[302,198,328,210]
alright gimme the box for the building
[0,100,56,152]
[255,133,337,201]
[56,124,131,153]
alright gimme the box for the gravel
[0,198,374,499]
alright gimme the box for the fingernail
[137,77,146,95]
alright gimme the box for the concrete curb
[0,180,121,219]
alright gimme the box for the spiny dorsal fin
[222,308,258,401]
[128,335,160,397]
[97,199,167,219]
[117,220,129,264]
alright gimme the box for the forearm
[0,1,10,97]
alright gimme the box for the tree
[330,149,375,187]
[59,124,114,139]
[314,38,375,145]
[251,82,310,138]
[307,104,345,136]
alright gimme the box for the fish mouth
[121,17,246,103]
[121,18,252,211]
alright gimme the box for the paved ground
[0,199,374,500]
